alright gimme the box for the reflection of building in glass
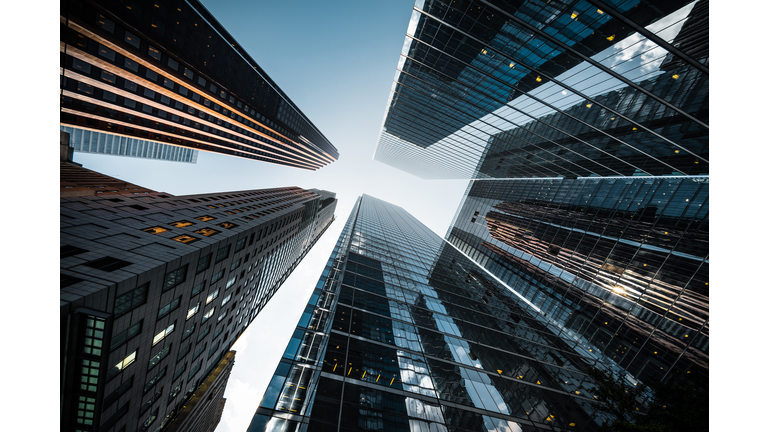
[478,62,708,178]
[447,177,708,385]
[62,126,199,164]
[249,195,629,432]
[60,0,338,170]
[374,0,708,179]
[60,161,337,432]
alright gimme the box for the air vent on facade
[84,256,132,272]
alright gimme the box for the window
[191,282,205,297]
[85,256,132,272]
[152,322,175,346]
[234,237,246,252]
[143,367,166,394]
[194,228,219,237]
[170,220,193,228]
[148,46,161,61]
[114,283,148,317]
[71,58,91,74]
[188,360,202,381]
[124,58,138,73]
[139,407,159,431]
[176,344,191,362]
[106,350,137,380]
[171,234,199,244]
[212,325,224,339]
[157,296,181,319]
[98,44,115,61]
[186,303,200,320]
[202,307,215,323]
[182,323,195,340]
[211,270,224,284]
[217,310,227,323]
[111,321,142,350]
[215,245,230,263]
[192,343,206,361]
[221,293,232,306]
[163,265,188,291]
[225,276,237,290]
[195,215,215,222]
[167,57,179,71]
[208,340,221,359]
[196,254,211,274]
[172,364,186,382]
[206,289,219,305]
[125,31,141,49]
[103,376,133,408]
[196,325,210,343]
[61,245,87,258]
[147,345,170,371]
[229,259,241,271]
[217,222,238,229]
[183,68,193,79]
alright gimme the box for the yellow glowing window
[586,103,592,108]
[597,9,604,14]
[607,34,615,41]
[143,226,169,235]
[195,216,215,222]
[509,62,515,68]
[170,221,194,228]
[194,228,219,237]
[536,76,542,82]
[672,74,679,79]
[481,49,487,54]
[171,234,199,244]
[207,205,217,209]
[217,222,238,229]
[225,211,235,215]
[571,12,578,19]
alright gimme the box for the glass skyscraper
[60,0,339,170]
[373,0,708,180]
[246,195,641,432]
[447,177,708,387]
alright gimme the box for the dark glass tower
[446,176,709,387]
[247,195,636,432]
[60,0,339,170]
[60,168,337,432]
[374,0,708,179]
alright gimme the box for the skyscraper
[446,176,708,386]
[62,126,200,164]
[248,195,626,432]
[60,0,339,170]
[60,163,337,432]
[373,0,708,180]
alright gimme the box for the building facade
[373,0,708,179]
[246,195,634,432]
[60,176,337,432]
[446,176,709,387]
[60,0,339,170]
[62,126,200,164]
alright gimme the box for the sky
[68,1,469,431]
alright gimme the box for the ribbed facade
[60,0,339,170]
[60,174,337,432]
[62,126,199,164]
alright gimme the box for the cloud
[220,378,261,431]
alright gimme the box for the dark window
[215,245,230,263]
[144,88,155,99]
[163,265,188,291]
[111,320,142,350]
[148,46,161,61]
[124,31,141,49]
[176,344,191,362]
[184,68,193,79]
[157,296,181,319]
[188,360,202,381]
[211,270,224,284]
[182,323,195,341]
[191,282,205,297]
[234,237,246,252]
[124,58,138,73]
[71,58,91,74]
[192,343,206,361]
[61,245,87,258]
[98,44,115,61]
[196,254,211,273]
[146,69,158,81]
[114,283,148,317]
[207,341,220,359]
[196,325,210,343]
[172,364,186,382]
[86,256,131,272]
[167,57,179,71]
[229,259,241,272]
[147,345,171,371]
[103,376,133,408]
[143,367,166,394]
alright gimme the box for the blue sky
[70,1,469,431]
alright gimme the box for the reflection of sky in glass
[375,1,699,178]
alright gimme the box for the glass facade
[446,176,708,388]
[60,0,338,170]
[245,195,650,432]
[62,126,199,163]
[374,0,708,179]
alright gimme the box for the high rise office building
[248,195,630,432]
[373,0,708,179]
[60,0,339,170]
[447,177,708,387]
[62,126,200,164]
[60,166,337,432]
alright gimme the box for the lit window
[206,289,219,305]
[217,310,227,322]
[106,351,136,380]
[509,62,514,68]
[217,222,238,229]
[152,322,175,346]
[195,215,215,222]
[172,234,199,244]
[170,220,194,228]
[672,74,680,79]
[597,9,604,14]
[221,293,232,306]
[187,303,200,320]
[607,35,615,41]
[202,307,215,322]
[226,276,237,289]
[194,228,219,237]
[536,76,542,82]
[571,12,578,19]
